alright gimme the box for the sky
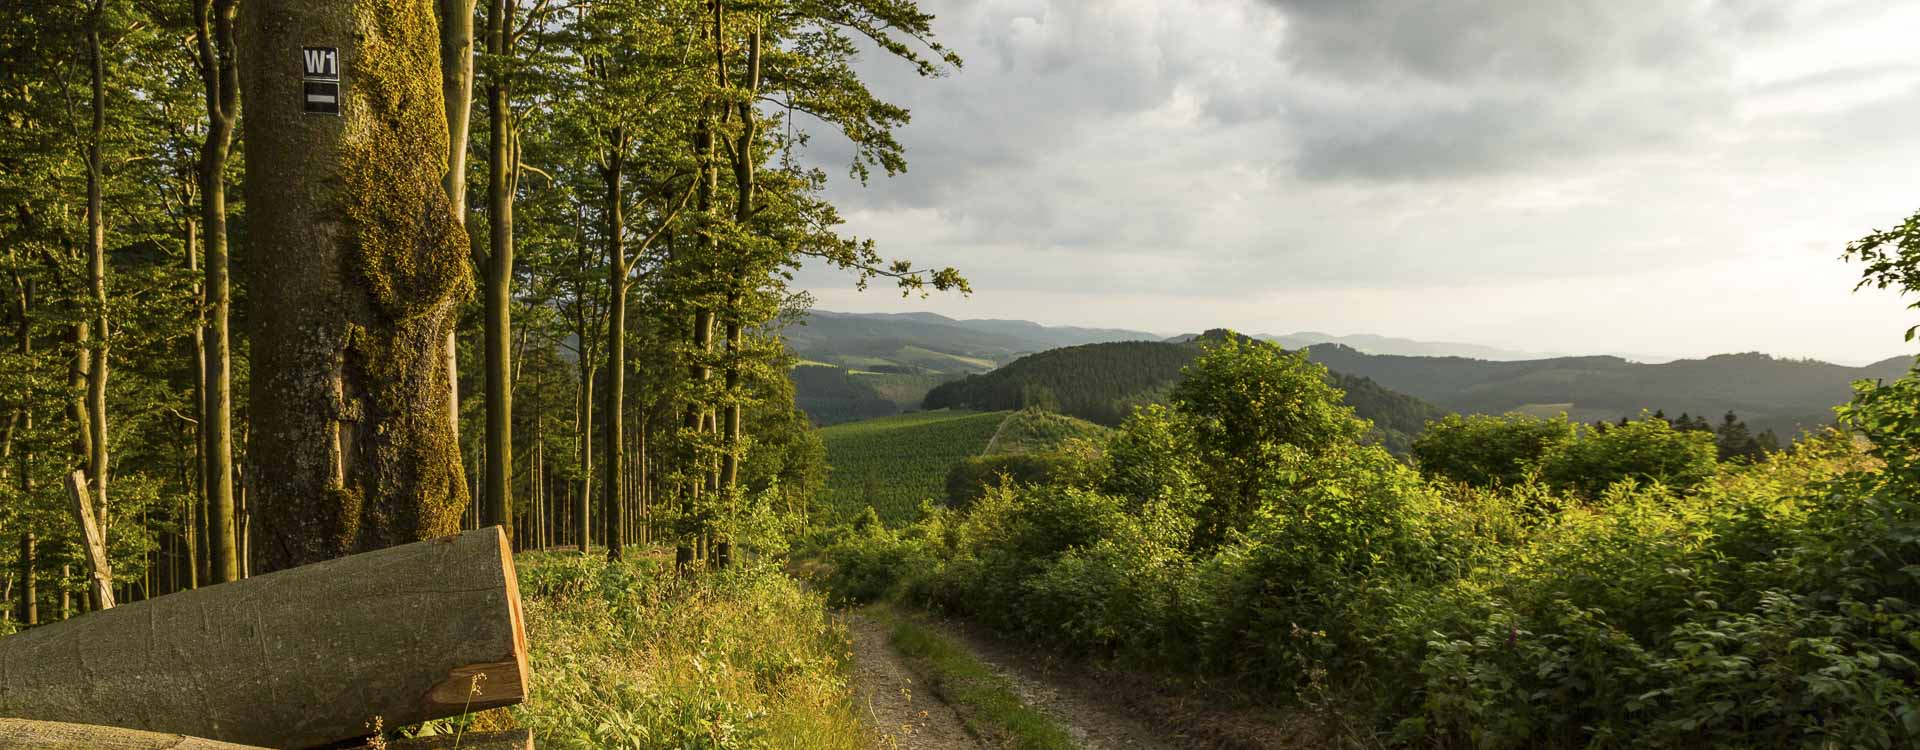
[793,0,1920,366]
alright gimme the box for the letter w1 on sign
[303,47,340,115]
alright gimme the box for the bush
[944,449,1093,509]
[1538,415,1719,498]
[1412,413,1573,488]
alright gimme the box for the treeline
[1,0,959,628]
[821,331,1920,747]
[922,333,1448,452]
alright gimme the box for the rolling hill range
[922,336,1449,454]
[1299,345,1915,437]
[787,311,1163,425]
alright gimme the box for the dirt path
[923,617,1326,750]
[843,612,982,750]
[918,619,1183,750]
[843,607,1320,749]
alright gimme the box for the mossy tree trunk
[195,0,241,585]
[240,0,475,571]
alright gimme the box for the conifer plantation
[7,2,1920,749]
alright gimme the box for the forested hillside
[1304,345,1913,437]
[922,336,1448,453]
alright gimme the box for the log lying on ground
[354,729,534,750]
[0,718,272,749]
[0,527,529,749]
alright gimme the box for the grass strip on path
[873,606,1078,750]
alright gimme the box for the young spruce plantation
[2,2,1920,749]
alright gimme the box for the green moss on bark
[336,0,474,545]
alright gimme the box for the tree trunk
[82,0,111,591]
[14,271,36,625]
[438,0,475,444]
[601,143,625,562]
[240,0,475,570]
[0,719,270,750]
[480,0,515,536]
[0,528,528,750]
[573,312,593,554]
[196,0,240,585]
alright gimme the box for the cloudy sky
[795,0,1920,365]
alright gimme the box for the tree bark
[0,529,528,749]
[196,0,241,585]
[240,0,475,570]
[0,719,270,750]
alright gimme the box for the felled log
[0,527,529,749]
[0,718,271,749]
[355,729,534,750]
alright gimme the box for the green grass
[878,608,1076,750]
[983,408,1113,456]
[491,552,865,750]
[820,409,1010,525]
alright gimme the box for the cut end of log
[498,525,531,696]
[422,527,530,713]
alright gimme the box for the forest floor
[842,606,1328,749]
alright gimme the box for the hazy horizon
[793,0,1920,368]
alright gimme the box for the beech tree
[239,0,473,570]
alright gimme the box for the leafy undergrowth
[448,551,864,750]
[872,606,1076,750]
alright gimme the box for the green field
[821,409,1010,524]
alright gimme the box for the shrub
[1538,415,1719,498]
[1411,413,1574,488]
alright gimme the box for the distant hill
[1301,345,1916,437]
[786,311,1164,425]
[922,337,1448,454]
[1166,330,1555,360]
[788,310,1160,374]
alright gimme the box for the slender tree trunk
[480,0,516,535]
[574,318,593,554]
[185,217,205,591]
[438,0,475,442]
[85,0,110,549]
[601,142,625,562]
[240,0,474,570]
[13,269,36,624]
[195,0,240,584]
